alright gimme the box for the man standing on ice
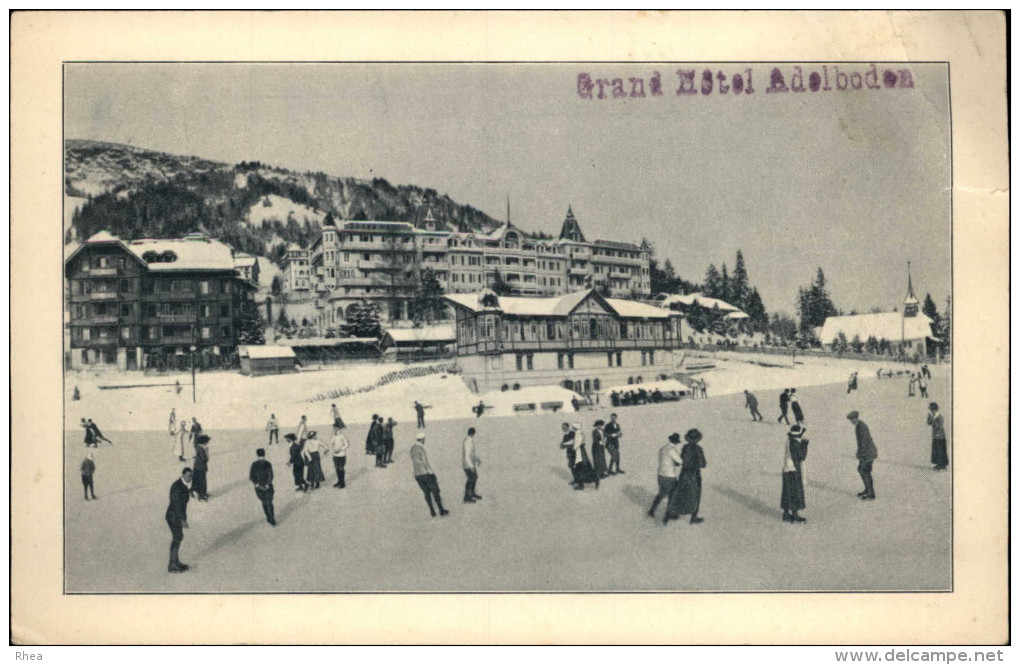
[248,448,276,526]
[648,433,682,518]
[366,414,381,455]
[165,467,192,573]
[462,427,482,503]
[266,413,279,446]
[175,416,189,462]
[847,411,877,501]
[604,413,624,475]
[744,390,764,422]
[169,408,177,436]
[789,390,805,425]
[778,389,791,424]
[192,434,211,501]
[409,433,449,517]
[330,422,350,488]
[414,401,431,428]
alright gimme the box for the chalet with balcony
[64,231,256,370]
[445,288,685,393]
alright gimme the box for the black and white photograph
[60,60,953,593]
[11,10,1008,647]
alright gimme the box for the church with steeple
[819,264,938,357]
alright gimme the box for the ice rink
[64,367,951,593]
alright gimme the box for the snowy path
[64,372,951,592]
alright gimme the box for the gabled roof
[446,289,671,319]
[558,206,586,243]
[64,231,147,269]
[820,312,935,343]
[240,345,296,359]
[127,237,237,271]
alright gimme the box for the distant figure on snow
[778,389,791,425]
[603,413,624,475]
[330,403,345,429]
[414,401,431,428]
[72,385,80,401]
[591,420,608,479]
[266,413,279,446]
[908,373,917,397]
[847,372,858,394]
[569,422,598,491]
[192,434,211,501]
[918,374,928,398]
[81,451,97,501]
[81,418,96,448]
[664,429,706,525]
[175,380,182,395]
[330,422,350,488]
[462,427,482,503]
[88,418,113,445]
[286,433,307,492]
[175,417,190,462]
[847,411,877,501]
[781,425,809,523]
[927,402,949,471]
[249,448,276,526]
[165,468,192,573]
[744,390,764,422]
[410,433,449,518]
[474,400,486,418]
[366,414,381,456]
[383,417,397,464]
[303,431,326,490]
[169,408,177,436]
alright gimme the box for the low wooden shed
[239,345,298,377]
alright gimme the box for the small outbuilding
[381,324,456,361]
[239,345,298,377]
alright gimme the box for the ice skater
[908,373,917,397]
[473,400,487,418]
[383,417,397,464]
[744,390,764,422]
[366,414,382,456]
[175,416,190,462]
[266,413,279,446]
[81,418,96,448]
[664,429,706,525]
[847,372,858,394]
[918,374,928,398]
[414,401,431,428]
[591,420,608,479]
[296,414,309,446]
[778,389,791,425]
[604,413,624,475]
[165,467,192,573]
[648,433,682,518]
[248,448,276,526]
[169,408,177,436]
[330,403,345,429]
[462,427,482,503]
[286,433,307,492]
[410,433,449,517]
[303,431,326,490]
[568,422,598,491]
[192,434,210,501]
[81,451,97,501]
[789,390,805,425]
[87,418,113,445]
[847,410,877,500]
[781,425,809,523]
[330,422,350,488]
[927,402,948,471]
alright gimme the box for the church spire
[558,205,586,242]
[903,261,919,317]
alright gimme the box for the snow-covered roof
[819,312,935,343]
[240,345,296,359]
[127,237,237,271]
[659,292,742,313]
[446,290,671,319]
[383,325,456,343]
[604,298,672,319]
[234,255,258,268]
[726,311,750,320]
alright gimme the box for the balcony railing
[89,291,119,300]
[158,314,198,324]
[163,335,196,344]
[568,268,589,276]
[458,337,682,353]
[89,315,119,324]
[87,267,119,277]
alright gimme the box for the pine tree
[720,263,731,304]
[745,287,768,333]
[342,301,382,338]
[732,250,750,310]
[922,293,940,327]
[704,264,722,299]
[491,269,515,296]
[237,300,266,345]
[410,267,447,325]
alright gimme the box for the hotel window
[557,353,564,370]
[119,304,130,317]
[616,351,622,367]
[121,326,131,340]
[568,353,575,369]
[641,351,647,366]
[199,281,210,294]
[515,354,523,371]
[648,351,655,364]
[620,322,629,339]
[607,352,614,367]
[526,354,534,370]
[221,303,230,317]
[222,326,231,338]
[81,328,91,341]
[201,327,211,339]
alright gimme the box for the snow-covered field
[247,194,325,227]
[64,360,951,593]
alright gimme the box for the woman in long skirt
[665,429,706,525]
[304,431,326,489]
[927,402,949,470]
[591,420,608,479]
[287,434,307,492]
[174,417,189,462]
[781,425,808,523]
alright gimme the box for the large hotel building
[299,206,652,328]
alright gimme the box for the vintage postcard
[10,11,1008,644]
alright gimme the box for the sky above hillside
[64,63,951,314]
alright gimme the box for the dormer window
[161,251,178,263]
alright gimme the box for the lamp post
[190,344,197,404]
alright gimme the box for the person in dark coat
[847,411,878,500]
[648,433,682,518]
[249,448,276,526]
[603,413,624,475]
[81,418,96,448]
[744,390,764,422]
[664,429,706,525]
[303,431,326,489]
[847,372,858,393]
[591,420,608,479]
[366,414,380,455]
[383,418,397,464]
[286,433,307,492]
[927,402,949,471]
[81,451,97,501]
[777,389,791,424]
[192,434,210,501]
[781,425,808,523]
[414,401,431,428]
[88,418,113,445]
[559,422,579,487]
[165,468,192,573]
[789,390,805,425]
